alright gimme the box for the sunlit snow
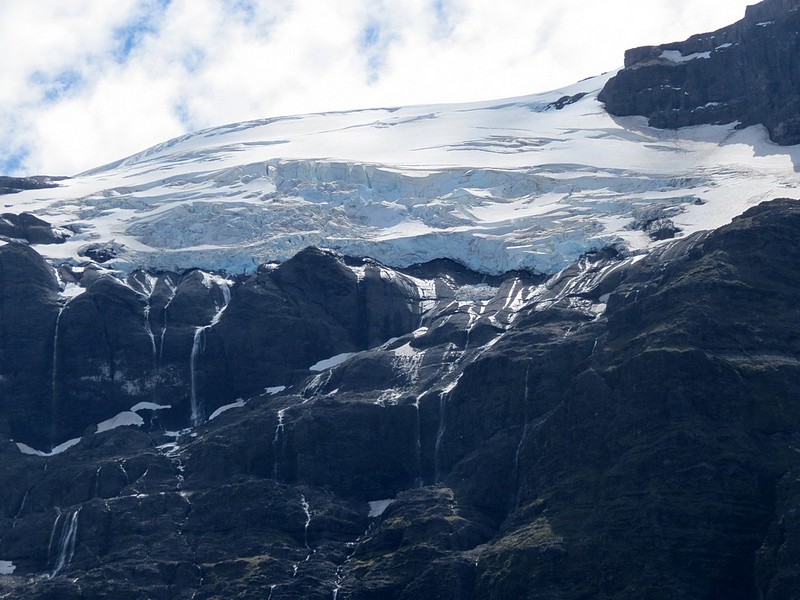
[130,402,171,412]
[16,437,81,457]
[96,411,144,433]
[208,399,246,420]
[7,73,800,276]
[368,499,394,517]
[309,353,356,372]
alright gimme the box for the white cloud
[0,0,755,175]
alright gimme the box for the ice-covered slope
[4,73,800,275]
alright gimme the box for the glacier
[3,73,799,276]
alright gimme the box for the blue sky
[0,0,755,176]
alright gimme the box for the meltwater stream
[49,508,81,577]
[189,280,231,427]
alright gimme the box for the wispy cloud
[0,0,754,176]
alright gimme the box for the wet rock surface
[599,0,800,144]
[0,199,799,597]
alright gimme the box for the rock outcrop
[0,213,70,245]
[599,0,800,144]
[0,176,62,195]
[0,198,799,598]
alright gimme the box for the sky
[0,0,755,176]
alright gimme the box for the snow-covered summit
[4,74,799,275]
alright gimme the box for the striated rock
[599,0,800,144]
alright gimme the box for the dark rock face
[0,244,60,445]
[1,199,800,598]
[599,0,800,145]
[0,212,70,245]
[0,246,427,446]
[0,176,63,196]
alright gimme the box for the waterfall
[272,408,287,480]
[300,494,312,550]
[94,466,102,498]
[188,279,232,428]
[513,364,532,492]
[513,424,530,483]
[434,391,449,483]
[158,279,178,361]
[12,489,29,527]
[50,508,80,577]
[51,306,64,396]
[413,397,423,488]
[50,305,66,448]
[143,302,157,363]
[189,326,206,427]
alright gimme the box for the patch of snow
[715,42,734,50]
[265,385,286,395]
[16,437,81,457]
[208,399,246,420]
[757,21,774,27]
[660,50,711,62]
[368,499,394,517]
[455,283,498,302]
[392,342,419,359]
[96,411,144,433]
[0,561,15,575]
[309,352,356,372]
[130,402,171,412]
[61,282,85,300]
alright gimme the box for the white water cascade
[434,391,449,483]
[189,280,232,427]
[413,396,423,488]
[300,494,312,551]
[272,408,287,480]
[143,302,157,364]
[189,328,206,427]
[158,278,178,361]
[49,508,81,577]
[513,364,532,483]
[51,306,65,404]
[50,304,67,449]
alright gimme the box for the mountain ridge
[0,0,799,598]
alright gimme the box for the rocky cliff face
[599,0,800,144]
[0,199,799,599]
[1,1,799,597]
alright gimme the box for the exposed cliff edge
[599,0,800,145]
